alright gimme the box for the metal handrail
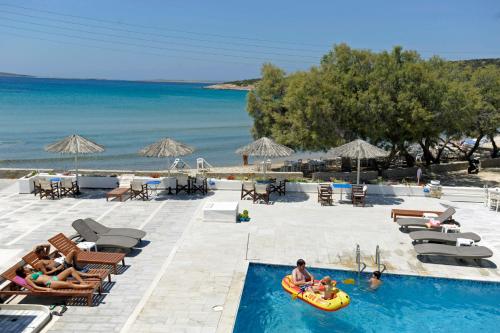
[375,245,387,273]
[356,244,366,275]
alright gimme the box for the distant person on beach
[417,167,422,185]
[369,271,382,290]
[292,259,315,288]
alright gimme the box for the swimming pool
[233,263,500,333]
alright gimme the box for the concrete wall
[382,167,418,179]
[312,170,378,182]
[205,171,303,180]
[481,158,500,168]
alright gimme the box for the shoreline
[204,83,254,91]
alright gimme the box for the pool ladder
[375,245,387,273]
[356,244,367,277]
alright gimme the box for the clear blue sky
[0,0,499,81]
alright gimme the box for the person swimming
[369,271,382,290]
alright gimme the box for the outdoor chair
[38,179,60,200]
[191,175,208,195]
[241,181,255,200]
[130,180,149,200]
[317,183,333,206]
[72,219,139,251]
[253,183,270,204]
[0,263,100,306]
[352,184,367,207]
[60,178,79,197]
[176,175,191,194]
[270,178,287,196]
[33,178,41,197]
[48,233,126,274]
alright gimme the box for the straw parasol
[328,139,388,184]
[45,134,105,186]
[235,137,294,174]
[138,137,194,174]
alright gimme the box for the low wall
[205,171,303,180]
[382,167,418,179]
[481,158,500,168]
[312,171,378,182]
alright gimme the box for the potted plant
[238,210,250,222]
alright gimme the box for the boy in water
[369,271,382,290]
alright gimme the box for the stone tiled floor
[0,183,499,333]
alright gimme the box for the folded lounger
[83,218,146,240]
[409,231,481,244]
[397,207,457,229]
[72,219,139,251]
[49,233,126,274]
[414,243,493,260]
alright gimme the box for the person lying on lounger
[33,244,77,274]
[15,266,99,291]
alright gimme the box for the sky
[0,0,499,81]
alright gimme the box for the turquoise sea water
[234,263,500,333]
[0,77,251,170]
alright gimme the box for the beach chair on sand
[0,263,100,306]
[48,233,126,274]
[22,251,111,292]
[414,243,493,261]
[409,231,481,245]
[72,219,139,251]
[397,207,457,230]
[82,218,146,240]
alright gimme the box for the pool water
[233,263,500,333]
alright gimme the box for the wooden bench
[106,187,129,202]
[391,209,443,222]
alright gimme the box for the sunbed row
[0,221,146,306]
[393,207,493,262]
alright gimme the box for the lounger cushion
[414,243,493,259]
[84,218,146,240]
[409,231,481,243]
[94,235,138,249]
[397,218,429,227]
[12,276,31,289]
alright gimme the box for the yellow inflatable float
[281,275,350,311]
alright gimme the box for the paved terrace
[0,179,498,333]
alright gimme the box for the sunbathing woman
[33,244,77,274]
[15,266,99,291]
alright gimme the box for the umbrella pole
[75,153,81,194]
[356,157,361,185]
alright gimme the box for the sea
[0,77,253,170]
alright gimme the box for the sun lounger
[0,263,100,306]
[72,219,139,251]
[48,233,126,274]
[391,208,444,222]
[409,231,481,244]
[397,207,457,229]
[414,243,493,260]
[82,218,146,240]
[22,250,112,288]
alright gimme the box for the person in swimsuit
[291,259,315,289]
[369,271,382,290]
[15,266,99,291]
[320,276,339,300]
[33,244,77,274]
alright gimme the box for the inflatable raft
[281,275,350,311]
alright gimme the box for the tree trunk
[419,138,436,166]
[489,134,499,158]
[466,133,484,166]
[435,138,451,164]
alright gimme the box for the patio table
[331,183,352,202]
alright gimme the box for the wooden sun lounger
[391,209,444,222]
[48,233,126,274]
[22,251,112,290]
[0,263,100,306]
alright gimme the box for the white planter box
[18,175,37,194]
[79,176,119,189]
[203,201,238,223]
[207,179,242,191]
[286,182,318,193]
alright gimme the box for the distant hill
[453,58,500,69]
[0,72,33,77]
[223,78,260,86]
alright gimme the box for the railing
[375,245,387,273]
[356,244,366,278]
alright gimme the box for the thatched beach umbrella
[138,137,194,175]
[45,134,105,186]
[328,139,388,184]
[236,137,294,174]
